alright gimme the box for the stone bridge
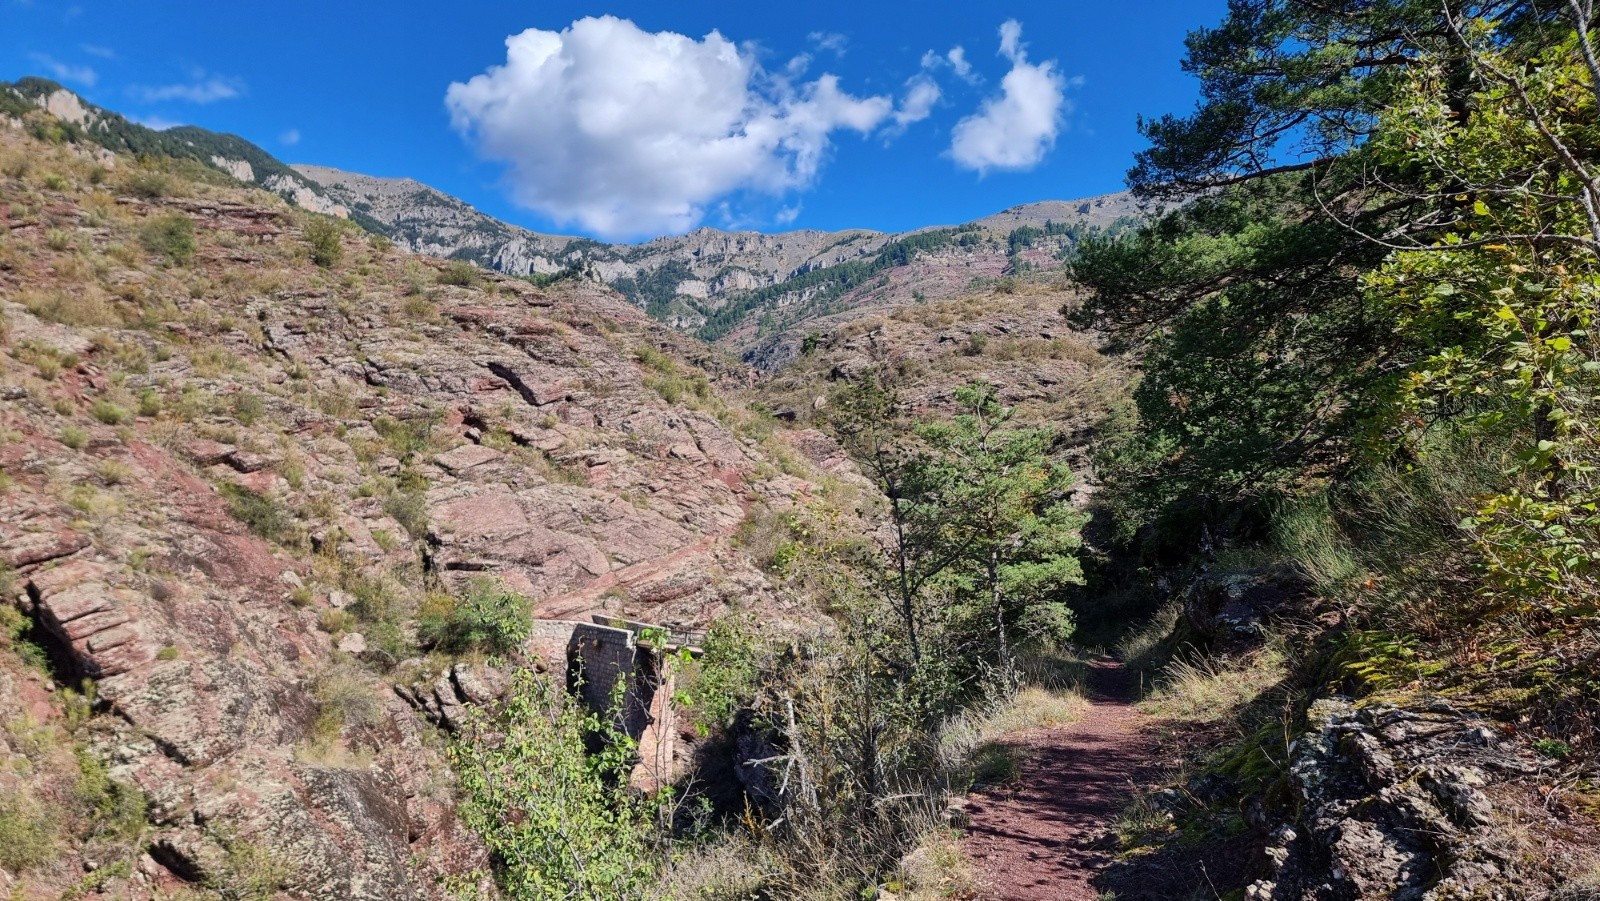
[525,615,693,790]
[406,614,698,791]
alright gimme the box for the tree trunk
[990,549,1011,683]
[1535,399,1565,499]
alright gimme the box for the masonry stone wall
[520,617,679,788]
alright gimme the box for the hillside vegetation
[1068,1,1600,896]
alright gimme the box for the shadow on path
[962,659,1150,901]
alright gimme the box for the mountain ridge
[1,77,344,216]
[1,76,1143,365]
[294,162,1143,358]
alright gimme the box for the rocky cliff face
[1102,568,1600,901]
[755,283,1129,486]
[0,121,837,899]
[290,165,575,275]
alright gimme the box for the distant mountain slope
[292,164,578,272]
[294,163,894,316]
[968,194,1146,232]
[294,163,1144,363]
[0,77,344,215]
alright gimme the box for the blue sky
[4,1,1226,240]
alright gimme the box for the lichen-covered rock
[1182,567,1309,648]
[1248,698,1550,900]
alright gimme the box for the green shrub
[0,793,58,872]
[73,747,146,840]
[138,214,196,266]
[0,605,49,672]
[91,399,132,425]
[632,346,676,374]
[437,260,481,287]
[303,217,344,268]
[1533,738,1573,760]
[206,831,290,901]
[372,414,433,460]
[451,670,661,900]
[121,171,171,199]
[419,577,532,655]
[683,621,762,728]
[232,392,265,426]
[219,483,296,545]
[61,425,89,450]
[372,482,423,535]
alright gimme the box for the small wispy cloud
[807,31,848,56]
[947,47,977,83]
[29,52,97,87]
[919,46,980,86]
[79,44,117,60]
[890,75,941,131]
[279,128,301,146]
[129,70,244,104]
[131,114,185,131]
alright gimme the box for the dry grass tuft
[1554,867,1600,900]
[892,827,979,900]
[1114,602,1181,671]
[980,686,1090,736]
[18,286,122,327]
[937,652,1090,792]
[1139,643,1288,723]
[654,839,775,901]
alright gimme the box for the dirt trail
[963,659,1149,901]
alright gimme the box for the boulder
[1247,698,1548,900]
[1182,567,1308,647]
[433,443,506,474]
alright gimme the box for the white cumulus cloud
[893,75,941,128]
[446,16,896,238]
[948,20,1066,175]
[947,47,976,83]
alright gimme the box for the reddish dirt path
[963,659,1149,901]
